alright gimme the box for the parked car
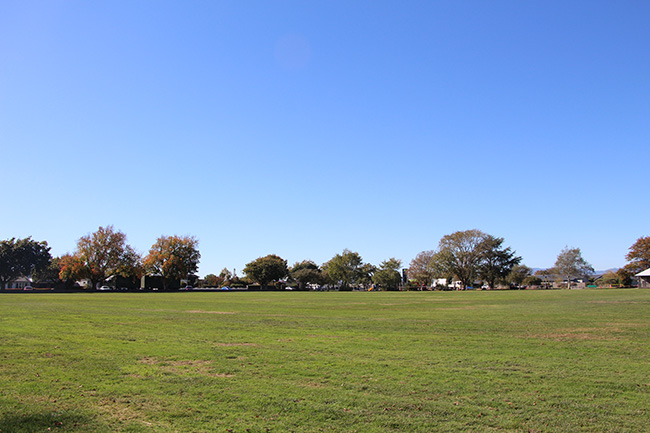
[23,286,33,291]
[98,286,112,291]
[180,286,193,291]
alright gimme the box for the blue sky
[1,0,648,275]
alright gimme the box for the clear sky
[1,0,648,276]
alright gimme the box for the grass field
[1,289,649,432]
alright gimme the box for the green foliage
[437,229,486,289]
[1,290,650,432]
[372,258,402,290]
[0,237,51,288]
[507,264,533,287]
[322,249,365,290]
[477,235,522,289]
[243,254,288,288]
[289,260,323,290]
[553,246,594,287]
[522,275,542,286]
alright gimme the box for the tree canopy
[322,249,365,290]
[0,237,51,289]
[624,236,650,274]
[553,246,594,287]
[477,235,522,289]
[62,226,140,290]
[437,229,487,289]
[372,258,402,291]
[290,260,323,290]
[243,254,289,289]
[407,250,436,288]
[144,235,200,290]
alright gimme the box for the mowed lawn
[1,290,649,432]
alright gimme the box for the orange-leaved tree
[61,226,141,290]
[143,235,200,290]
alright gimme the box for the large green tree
[243,254,289,289]
[552,246,594,288]
[0,237,51,289]
[372,258,402,291]
[290,260,323,290]
[437,229,487,289]
[623,236,650,274]
[144,235,200,290]
[322,249,364,290]
[477,235,522,289]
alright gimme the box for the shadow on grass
[0,410,105,432]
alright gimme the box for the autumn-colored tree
[143,235,200,290]
[243,254,288,289]
[63,226,141,290]
[203,274,221,287]
[408,250,436,289]
[623,236,650,274]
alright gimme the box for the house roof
[635,268,650,277]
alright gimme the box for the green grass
[1,289,649,432]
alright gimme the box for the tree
[66,226,140,290]
[552,246,594,288]
[408,250,436,289]
[437,229,487,289]
[219,268,233,282]
[624,236,650,274]
[358,263,377,289]
[372,258,402,291]
[507,264,533,287]
[32,256,64,287]
[203,274,221,287]
[243,254,288,289]
[0,237,51,289]
[290,260,323,290]
[322,249,364,290]
[477,235,522,289]
[144,235,200,290]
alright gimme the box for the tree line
[1,226,649,291]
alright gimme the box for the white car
[98,286,112,291]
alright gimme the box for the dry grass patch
[185,310,236,314]
[215,342,258,347]
[531,327,621,341]
[137,357,234,377]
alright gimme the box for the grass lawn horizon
[1,289,649,432]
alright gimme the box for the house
[635,268,650,288]
[3,276,31,290]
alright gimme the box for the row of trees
[2,227,650,291]
[235,251,403,291]
[0,226,200,290]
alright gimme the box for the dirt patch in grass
[138,357,234,377]
[215,342,258,347]
[186,310,236,314]
[531,327,620,341]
